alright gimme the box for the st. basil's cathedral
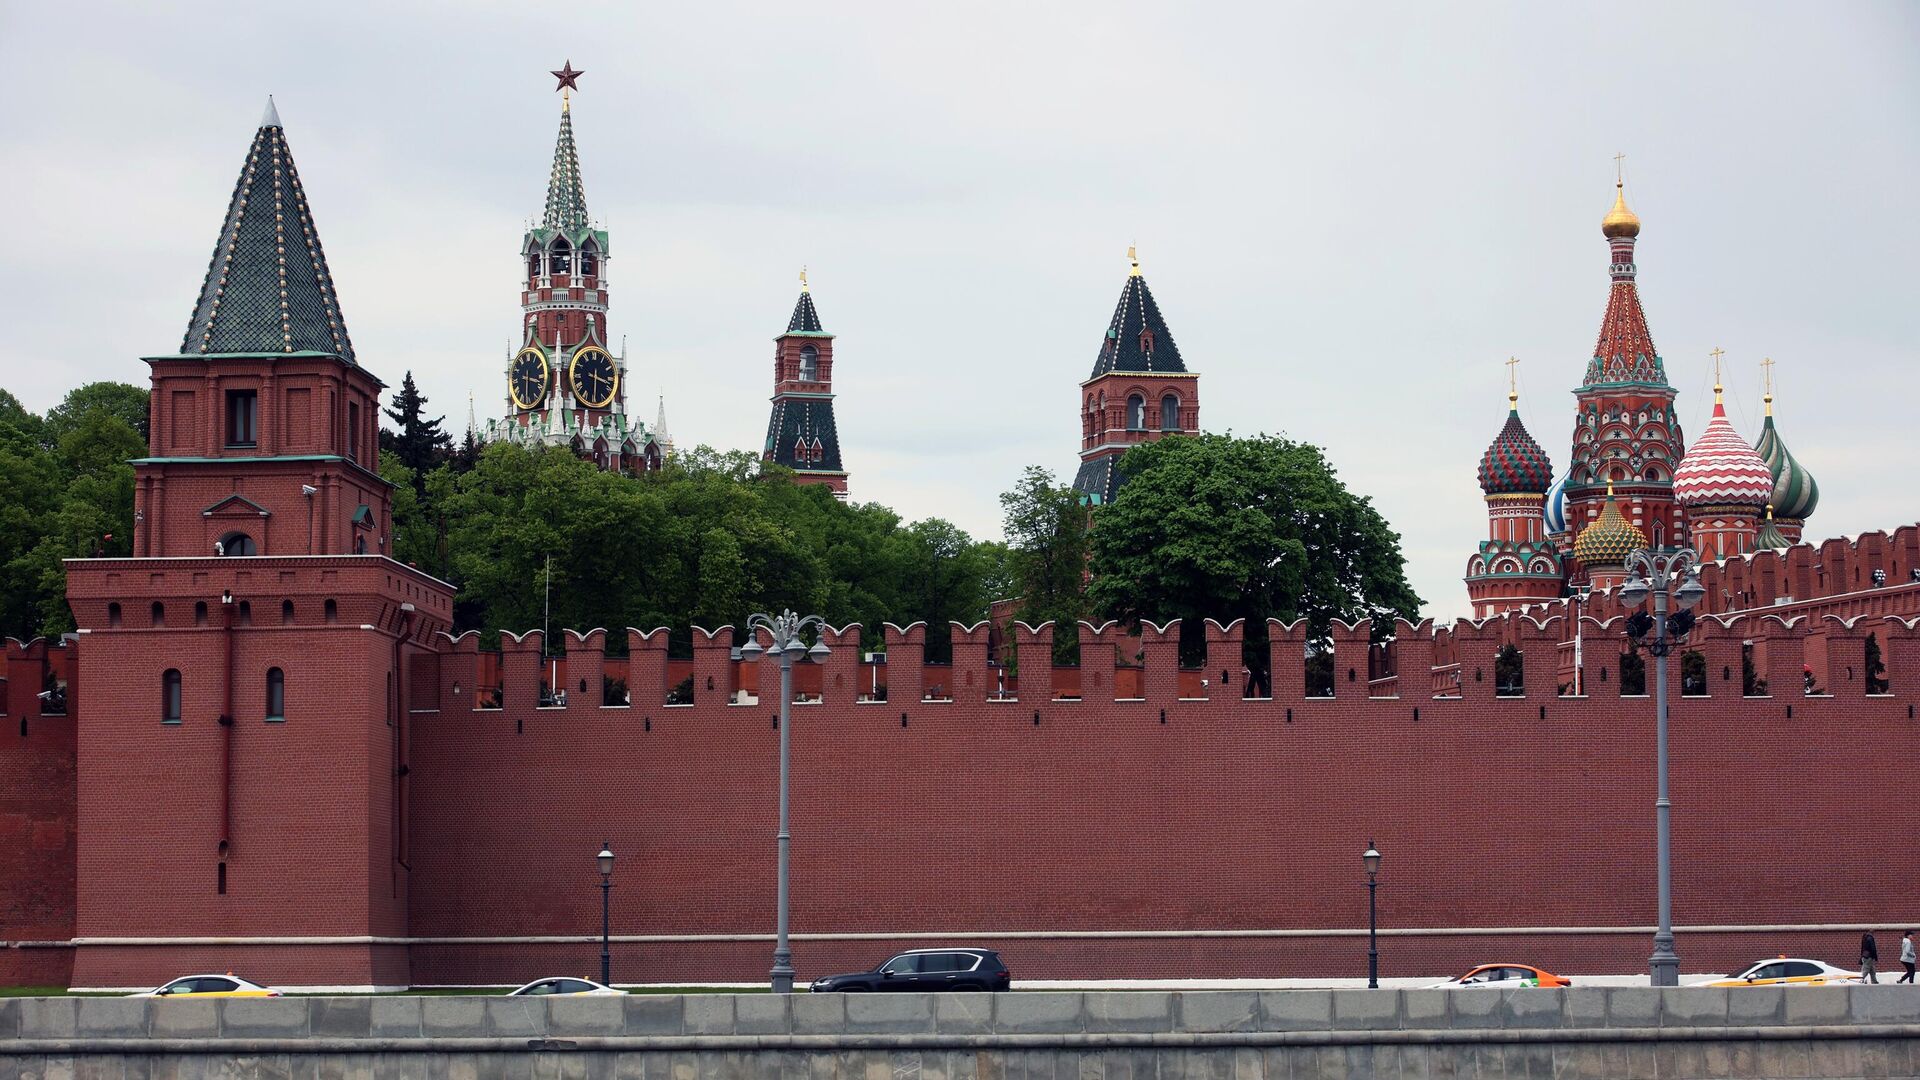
[1463,178,1823,617]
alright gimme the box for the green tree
[999,466,1089,663]
[43,381,149,446]
[1086,433,1421,665]
[379,371,452,484]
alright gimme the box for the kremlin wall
[3,88,1920,992]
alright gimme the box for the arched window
[798,345,818,381]
[527,252,542,278]
[266,667,285,721]
[1126,394,1146,430]
[281,599,294,624]
[580,250,598,277]
[550,238,571,275]
[151,601,165,627]
[236,600,252,626]
[218,532,256,556]
[108,602,122,628]
[324,599,338,624]
[162,669,182,724]
[194,601,208,626]
[1160,394,1180,431]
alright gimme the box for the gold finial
[1606,479,1616,498]
[1127,244,1140,277]
[799,266,809,293]
[1602,155,1641,238]
[562,89,570,114]
[1709,346,1726,402]
[1760,356,1776,415]
[1505,356,1519,407]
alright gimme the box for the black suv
[808,949,1011,992]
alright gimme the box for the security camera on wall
[301,484,317,497]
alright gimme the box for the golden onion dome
[1602,182,1641,239]
[1572,484,1648,569]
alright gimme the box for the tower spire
[542,67,590,233]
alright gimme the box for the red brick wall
[0,641,76,987]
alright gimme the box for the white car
[132,973,282,998]
[1694,958,1860,987]
[506,977,624,996]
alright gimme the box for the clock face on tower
[509,347,550,410]
[569,346,619,409]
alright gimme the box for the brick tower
[485,64,665,473]
[1463,371,1563,617]
[762,271,848,496]
[1564,178,1686,554]
[62,100,453,991]
[1072,249,1200,505]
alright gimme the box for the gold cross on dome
[1760,355,1775,395]
[1709,345,1726,382]
[1504,356,1519,404]
[1614,152,1626,184]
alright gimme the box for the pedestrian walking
[1860,930,1879,983]
[1901,931,1917,984]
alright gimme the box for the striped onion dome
[1478,397,1554,496]
[1573,485,1648,568]
[1754,506,1791,551]
[1542,467,1571,535]
[1673,392,1773,509]
[1753,407,1820,521]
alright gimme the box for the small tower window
[528,252,542,278]
[162,669,182,724]
[1160,394,1180,431]
[580,251,598,277]
[108,602,122,628]
[218,532,256,556]
[266,667,285,721]
[799,345,819,382]
[225,390,258,448]
[551,238,571,275]
[1127,394,1146,431]
[151,601,165,627]
[195,601,208,626]
[348,402,361,462]
[324,599,338,624]
[281,599,294,624]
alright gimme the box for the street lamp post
[739,610,831,994]
[597,842,614,986]
[1617,548,1704,987]
[1363,841,1382,989]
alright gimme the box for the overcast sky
[3,1,1915,619]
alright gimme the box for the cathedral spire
[181,100,355,363]
[1586,170,1663,388]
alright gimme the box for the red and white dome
[1673,396,1772,509]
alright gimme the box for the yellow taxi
[134,973,283,998]
[1696,957,1859,987]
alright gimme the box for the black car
[808,949,1011,992]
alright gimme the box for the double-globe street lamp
[597,842,614,986]
[1616,547,1705,987]
[738,610,831,994]
[1363,841,1382,989]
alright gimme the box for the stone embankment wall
[3,988,1916,1079]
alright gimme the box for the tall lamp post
[597,842,614,986]
[1617,548,1704,987]
[739,610,831,994]
[1363,841,1382,989]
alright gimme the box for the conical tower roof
[180,99,355,363]
[1753,391,1819,521]
[1674,385,1772,509]
[1585,181,1665,388]
[1088,252,1187,379]
[1478,391,1553,496]
[1573,484,1648,569]
[543,102,590,234]
[787,289,824,333]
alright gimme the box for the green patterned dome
[1573,485,1648,568]
[1754,408,1819,522]
[1478,400,1554,496]
[1754,506,1791,551]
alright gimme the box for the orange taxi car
[1425,964,1572,989]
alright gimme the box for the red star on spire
[551,61,584,93]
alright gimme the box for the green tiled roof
[1089,271,1187,378]
[544,107,590,232]
[181,101,356,364]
